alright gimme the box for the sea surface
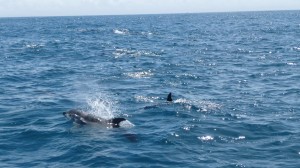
[1,11,300,167]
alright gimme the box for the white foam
[141,31,153,35]
[119,120,135,128]
[25,43,44,49]
[287,62,296,66]
[238,136,245,139]
[125,71,153,79]
[113,48,159,58]
[199,100,222,112]
[293,47,300,51]
[198,135,214,141]
[174,98,221,112]
[86,95,117,120]
[134,95,156,103]
[174,98,191,104]
[113,29,129,35]
[236,136,246,140]
[183,125,195,131]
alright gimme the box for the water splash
[113,29,129,35]
[113,48,161,58]
[198,135,214,141]
[287,62,297,66]
[125,71,154,78]
[86,95,119,120]
[134,95,161,103]
[119,120,135,128]
[25,43,45,49]
[174,98,221,112]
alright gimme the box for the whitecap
[134,95,159,103]
[141,31,153,36]
[198,135,214,141]
[113,29,129,35]
[113,48,136,58]
[236,136,246,140]
[182,125,195,131]
[292,47,300,51]
[174,98,191,104]
[199,100,222,112]
[171,133,180,137]
[287,62,297,66]
[125,71,153,79]
[174,98,221,112]
[183,126,190,131]
[113,48,160,58]
[25,43,44,49]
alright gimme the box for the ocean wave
[113,29,129,35]
[25,43,45,49]
[124,71,154,79]
[141,31,153,36]
[198,135,214,141]
[113,48,161,58]
[174,98,221,112]
[1,12,300,167]
[134,95,159,103]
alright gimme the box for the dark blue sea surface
[1,11,300,167]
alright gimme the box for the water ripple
[1,11,300,167]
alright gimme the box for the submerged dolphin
[63,109,126,128]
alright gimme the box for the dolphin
[143,92,173,109]
[63,109,126,128]
[167,92,173,102]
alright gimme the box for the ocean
[0,10,300,167]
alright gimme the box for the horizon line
[0,9,299,19]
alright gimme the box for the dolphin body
[63,109,126,128]
[143,92,173,109]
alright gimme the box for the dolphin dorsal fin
[167,92,172,102]
[111,118,126,128]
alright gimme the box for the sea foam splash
[119,120,135,128]
[113,48,160,58]
[113,29,129,35]
[81,93,134,128]
[198,135,214,141]
[125,71,154,78]
[174,98,221,112]
[86,95,118,120]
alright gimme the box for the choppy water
[1,11,300,167]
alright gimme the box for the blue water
[1,11,300,167]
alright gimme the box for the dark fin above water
[167,92,173,102]
[111,118,126,128]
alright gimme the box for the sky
[0,0,300,17]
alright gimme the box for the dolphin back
[110,118,126,128]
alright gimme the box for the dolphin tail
[111,118,126,128]
[167,92,172,102]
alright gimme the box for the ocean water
[1,11,300,167]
